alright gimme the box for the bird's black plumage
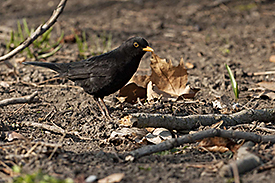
[23,37,154,118]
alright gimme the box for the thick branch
[125,129,275,161]
[0,91,38,107]
[125,109,275,130]
[219,141,262,177]
[0,0,67,62]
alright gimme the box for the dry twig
[219,141,262,177]
[0,91,38,107]
[20,121,92,140]
[0,0,67,62]
[124,108,275,131]
[125,129,275,161]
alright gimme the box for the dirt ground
[1,0,275,182]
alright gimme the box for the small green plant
[154,148,182,155]
[236,3,257,11]
[12,166,73,183]
[75,30,112,59]
[6,18,64,59]
[138,166,152,171]
[225,64,239,100]
[221,48,230,55]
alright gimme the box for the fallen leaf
[150,53,188,97]
[138,128,172,145]
[129,75,150,88]
[98,173,125,183]
[152,128,172,141]
[269,55,275,63]
[178,85,200,99]
[198,137,238,153]
[147,81,176,102]
[143,133,163,144]
[118,83,146,103]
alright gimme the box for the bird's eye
[133,42,139,48]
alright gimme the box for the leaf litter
[118,52,199,103]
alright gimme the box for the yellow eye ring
[133,42,139,48]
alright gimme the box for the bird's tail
[23,62,62,73]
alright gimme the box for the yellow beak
[143,46,154,52]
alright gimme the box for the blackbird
[23,37,154,119]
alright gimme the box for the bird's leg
[93,97,111,120]
[98,97,111,120]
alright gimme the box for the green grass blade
[17,20,24,42]
[225,64,239,100]
[22,18,30,36]
[6,30,14,50]
[37,45,62,59]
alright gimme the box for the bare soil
[1,0,275,182]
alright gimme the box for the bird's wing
[64,55,119,80]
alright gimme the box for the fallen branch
[0,91,38,107]
[124,108,275,131]
[0,0,67,62]
[125,129,275,161]
[219,141,262,177]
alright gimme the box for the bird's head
[121,37,154,57]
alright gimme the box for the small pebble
[85,175,97,183]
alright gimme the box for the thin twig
[0,0,67,62]
[247,71,275,76]
[0,91,38,107]
[20,121,92,140]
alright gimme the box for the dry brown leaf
[269,55,275,63]
[129,74,150,88]
[198,137,238,153]
[98,173,125,183]
[179,85,200,99]
[147,81,176,102]
[118,83,146,103]
[150,53,188,97]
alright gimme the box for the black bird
[23,37,154,119]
